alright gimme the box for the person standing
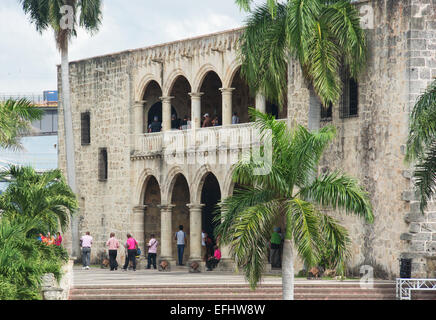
[106,232,120,271]
[146,234,158,269]
[122,233,138,271]
[175,225,187,266]
[45,232,55,245]
[232,112,240,124]
[202,113,212,128]
[270,227,282,269]
[149,116,162,133]
[201,230,207,261]
[55,232,63,246]
[80,231,93,270]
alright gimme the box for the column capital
[134,100,147,107]
[158,204,175,211]
[219,88,235,94]
[189,92,204,99]
[187,203,205,210]
[159,96,175,102]
[133,205,147,212]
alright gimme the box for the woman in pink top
[206,245,221,271]
[122,233,138,271]
[106,233,120,271]
[55,232,63,246]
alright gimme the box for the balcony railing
[134,122,262,157]
[133,119,288,159]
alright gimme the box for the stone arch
[192,64,222,93]
[191,164,217,204]
[136,74,162,102]
[136,168,160,206]
[163,69,192,97]
[163,166,190,204]
[222,59,243,89]
[222,165,236,199]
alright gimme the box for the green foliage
[406,80,436,212]
[237,0,367,107]
[0,166,74,299]
[19,0,103,51]
[216,109,373,289]
[0,166,78,234]
[0,99,43,150]
[0,219,69,300]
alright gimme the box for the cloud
[0,0,251,93]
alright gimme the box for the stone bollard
[41,273,64,300]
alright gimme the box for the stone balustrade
[133,122,265,159]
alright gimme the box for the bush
[0,220,69,299]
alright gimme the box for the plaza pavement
[71,265,392,287]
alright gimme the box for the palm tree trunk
[60,41,79,257]
[282,239,295,300]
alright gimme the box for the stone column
[160,96,174,132]
[133,100,146,134]
[132,205,146,246]
[158,204,175,262]
[132,205,146,268]
[189,92,203,130]
[187,203,204,262]
[255,93,266,114]
[220,88,235,126]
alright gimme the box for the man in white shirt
[201,230,207,261]
[175,225,187,266]
[80,231,93,270]
[146,234,159,270]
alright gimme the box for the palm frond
[406,80,436,162]
[286,198,321,268]
[413,141,436,213]
[298,170,374,222]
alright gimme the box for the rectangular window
[81,112,91,145]
[321,102,332,121]
[340,70,359,119]
[98,148,108,181]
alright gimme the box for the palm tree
[0,99,43,150]
[406,79,436,212]
[18,0,103,190]
[215,109,373,300]
[0,166,78,235]
[19,0,103,255]
[236,0,366,107]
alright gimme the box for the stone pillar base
[158,257,176,272]
[215,258,236,272]
[187,259,203,273]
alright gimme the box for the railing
[135,122,261,157]
[396,278,436,300]
[0,93,58,107]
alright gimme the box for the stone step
[70,287,395,295]
[71,283,395,290]
[70,293,397,300]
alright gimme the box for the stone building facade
[58,0,436,277]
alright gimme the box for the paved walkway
[72,266,393,287]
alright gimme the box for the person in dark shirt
[149,116,162,133]
[180,115,189,130]
[171,114,180,130]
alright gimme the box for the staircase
[69,282,414,300]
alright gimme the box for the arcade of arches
[140,67,287,133]
[141,172,225,264]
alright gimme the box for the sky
[0,0,258,94]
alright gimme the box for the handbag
[136,247,141,257]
